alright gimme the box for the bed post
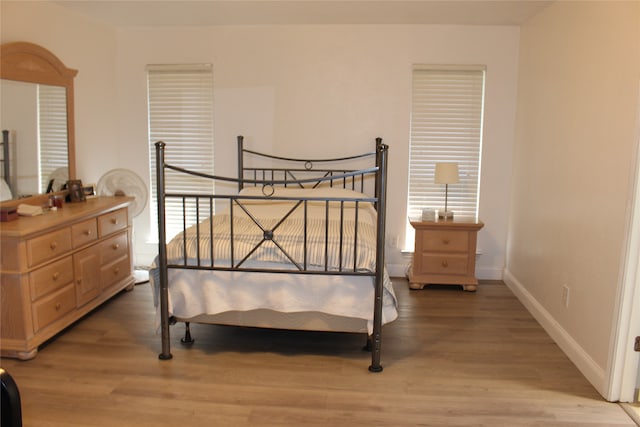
[155,141,173,361]
[369,139,388,373]
[237,135,244,192]
[374,137,383,211]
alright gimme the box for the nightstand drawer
[420,253,468,275]
[421,230,468,252]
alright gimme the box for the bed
[151,136,396,371]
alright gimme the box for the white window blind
[38,84,68,192]
[406,66,485,250]
[147,64,214,240]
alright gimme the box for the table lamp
[435,162,459,219]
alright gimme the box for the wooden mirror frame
[0,41,78,182]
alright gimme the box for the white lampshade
[434,163,459,184]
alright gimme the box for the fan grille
[97,169,148,218]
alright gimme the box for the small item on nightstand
[421,208,436,221]
[0,206,18,222]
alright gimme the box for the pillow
[236,185,376,224]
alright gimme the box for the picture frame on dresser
[66,179,86,203]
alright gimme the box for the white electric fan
[96,168,149,284]
[47,167,69,192]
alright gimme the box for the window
[38,84,68,192]
[147,64,215,240]
[406,65,485,250]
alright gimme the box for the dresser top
[0,196,133,238]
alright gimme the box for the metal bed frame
[154,136,389,372]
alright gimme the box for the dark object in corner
[0,368,22,427]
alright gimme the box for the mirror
[0,41,77,201]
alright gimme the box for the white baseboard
[387,263,409,278]
[621,403,640,425]
[503,269,609,400]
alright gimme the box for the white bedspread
[150,187,398,334]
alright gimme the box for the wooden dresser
[0,196,135,359]
[408,218,484,291]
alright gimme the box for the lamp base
[438,210,454,220]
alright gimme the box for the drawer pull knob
[111,218,119,225]
[441,260,449,268]
[114,268,120,275]
[112,243,120,250]
[50,241,58,250]
[55,302,61,310]
[84,230,92,236]
[442,239,450,245]
[52,272,60,280]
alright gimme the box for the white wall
[115,24,520,276]
[506,1,640,399]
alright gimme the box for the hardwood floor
[1,279,635,427]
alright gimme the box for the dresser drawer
[420,253,468,275]
[32,284,76,332]
[71,218,98,248]
[98,208,128,237]
[27,228,72,267]
[29,257,74,301]
[100,232,129,265]
[100,256,131,290]
[421,230,468,252]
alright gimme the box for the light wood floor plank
[1,279,635,426]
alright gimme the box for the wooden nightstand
[407,218,484,291]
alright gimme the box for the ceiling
[53,0,554,27]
